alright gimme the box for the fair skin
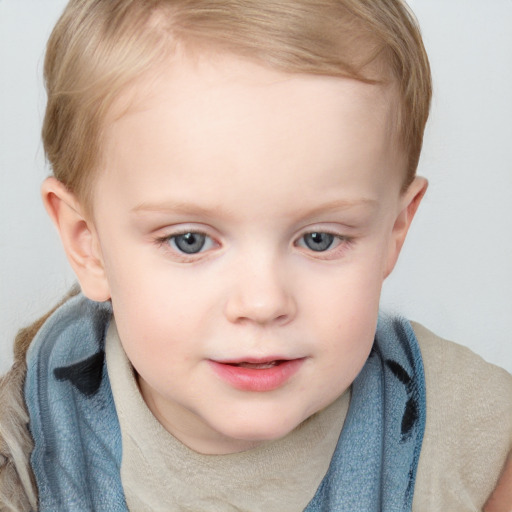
[42,51,426,455]
[484,453,512,512]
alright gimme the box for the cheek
[301,256,384,320]
[298,251,385,360]
[106,262,216,353]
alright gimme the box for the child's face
[77,52,422,454]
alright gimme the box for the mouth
[208,357,305,392]
[224,359,287,369]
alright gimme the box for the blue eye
[301,232,335,252]
[171,232,208,254]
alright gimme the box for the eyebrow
[131,197,377,218]
[132,201,225,216]
[293,198,378,218]
[136,197,378,221]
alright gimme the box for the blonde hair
[42,0,431,210]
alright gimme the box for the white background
[1,1,511,374]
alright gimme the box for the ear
[41,177,111,302]
[383,176,428,278]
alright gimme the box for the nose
[223,255,297,326]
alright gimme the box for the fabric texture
[0,359,36,512]
[24,293,427,511]
[106,321,349,512]
[24,296,126,511]
[411,322,512,511]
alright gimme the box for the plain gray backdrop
[1,0,511,373]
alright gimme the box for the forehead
[97,51,403,212]
[111,49,397,135]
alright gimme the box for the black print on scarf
[54,351,105,397]
[385,359,419,442]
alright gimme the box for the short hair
[42,0,432,211]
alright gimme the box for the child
[1,0,511,510]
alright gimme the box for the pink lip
[208,358,305,392]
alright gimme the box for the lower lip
[208,359,305,392]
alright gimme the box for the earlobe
[384,176,428,278]
[41,177,111,302]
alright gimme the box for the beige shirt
[411,322,512,511]
[106,321,350,512]
[106,320,512,512]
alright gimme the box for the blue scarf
[25,294,426,511]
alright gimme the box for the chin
[214,409,306,446]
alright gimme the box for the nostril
[276,314,290,324]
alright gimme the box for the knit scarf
[25,294,426,511]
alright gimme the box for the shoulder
[0,361,37,511]
[0,291,77,512]
[411,322,512,511]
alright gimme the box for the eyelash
[154,230,353,261]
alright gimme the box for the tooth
[235,361,278,369]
